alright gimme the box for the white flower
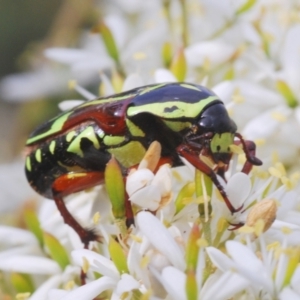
[126,164,172,211]
[136,211,185,271]
[207,238,300,299]
[63,249,140,300]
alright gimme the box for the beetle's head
[209,132,234,164]
[196,102,237,164]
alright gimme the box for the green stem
[179,0,188,46]
[199,216,214,282]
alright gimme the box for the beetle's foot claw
[250,156,263,166]
[228,221,244,231]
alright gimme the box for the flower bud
[246,199,277,235]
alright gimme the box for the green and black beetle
[25,82,262,246]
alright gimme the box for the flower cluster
[1,142,300,299]
[1,0,300,299]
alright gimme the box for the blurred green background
[0,0,94,162]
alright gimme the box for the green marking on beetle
[162,120,191,132]
[26,156,31,171]
[80,93,137,107]
[26,112,72,145]
[108,141,146,168]
[180,83,201,91]
[103,135,126,146]
[67,126,100,157]
[139,83,166,95]
[126,119,145,137]
[127,96,218,119]
[49,140,56,155]
[66,131,76,142]
[210,133,234,153]
[35,149,42,163]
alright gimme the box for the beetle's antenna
[235,133,262,166]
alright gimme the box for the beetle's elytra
[25,82,262,246]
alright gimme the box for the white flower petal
[149,249,172,272]
[122,73,144,91]
[291,266,300,294]
[0,160,37,212]
[235,81,282,106]
[58,100,84,111]
[243,105,292,139]
[294,107,300,125]
[151,165,172,196]
[225,172,251,208]
[71,58,113,73]
[136,211,185,270]
[0,226,38,247]
[212,81,234,103]
[127,241,151,288]
[99,73,115,96]
[60,276,117,300]
[129,185,161,211]
[226,241,272,291]
[279,287,300,300]
[206,247,234,272]
[0,255,61,274]
[29,275,64,300]
[185,41,235,67]
[71,249,120,280]
[226,241,262,272]
[154,69,177,83]
[45,48,89,64]
[0,245,43,260]
[280,25,300,95]
[0,68,71,101]
[126,169,154,196]
[159,266,186,300]
[47,289,68,300]
[201,271,249,300]
[115,274,140,295]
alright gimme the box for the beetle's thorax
[198,103,237,134]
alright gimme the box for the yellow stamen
[271,111,286,122]
[133,52,147,60]
[82,256,90,274]
[196,238,208,247]
[93,212,101,225]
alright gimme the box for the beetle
[25,82,262,246]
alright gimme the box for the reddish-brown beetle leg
[234,134,262,174]
[124,177,135,228]
[176,144,243,214]
[52,171,104,248]
[228,221,244,231]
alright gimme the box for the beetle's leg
[177,144,242,214]
[235,133,262,174]
[216,167,227,181]
[228,221,244,230]
[124,176,135,228]
[52,171,104,248]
